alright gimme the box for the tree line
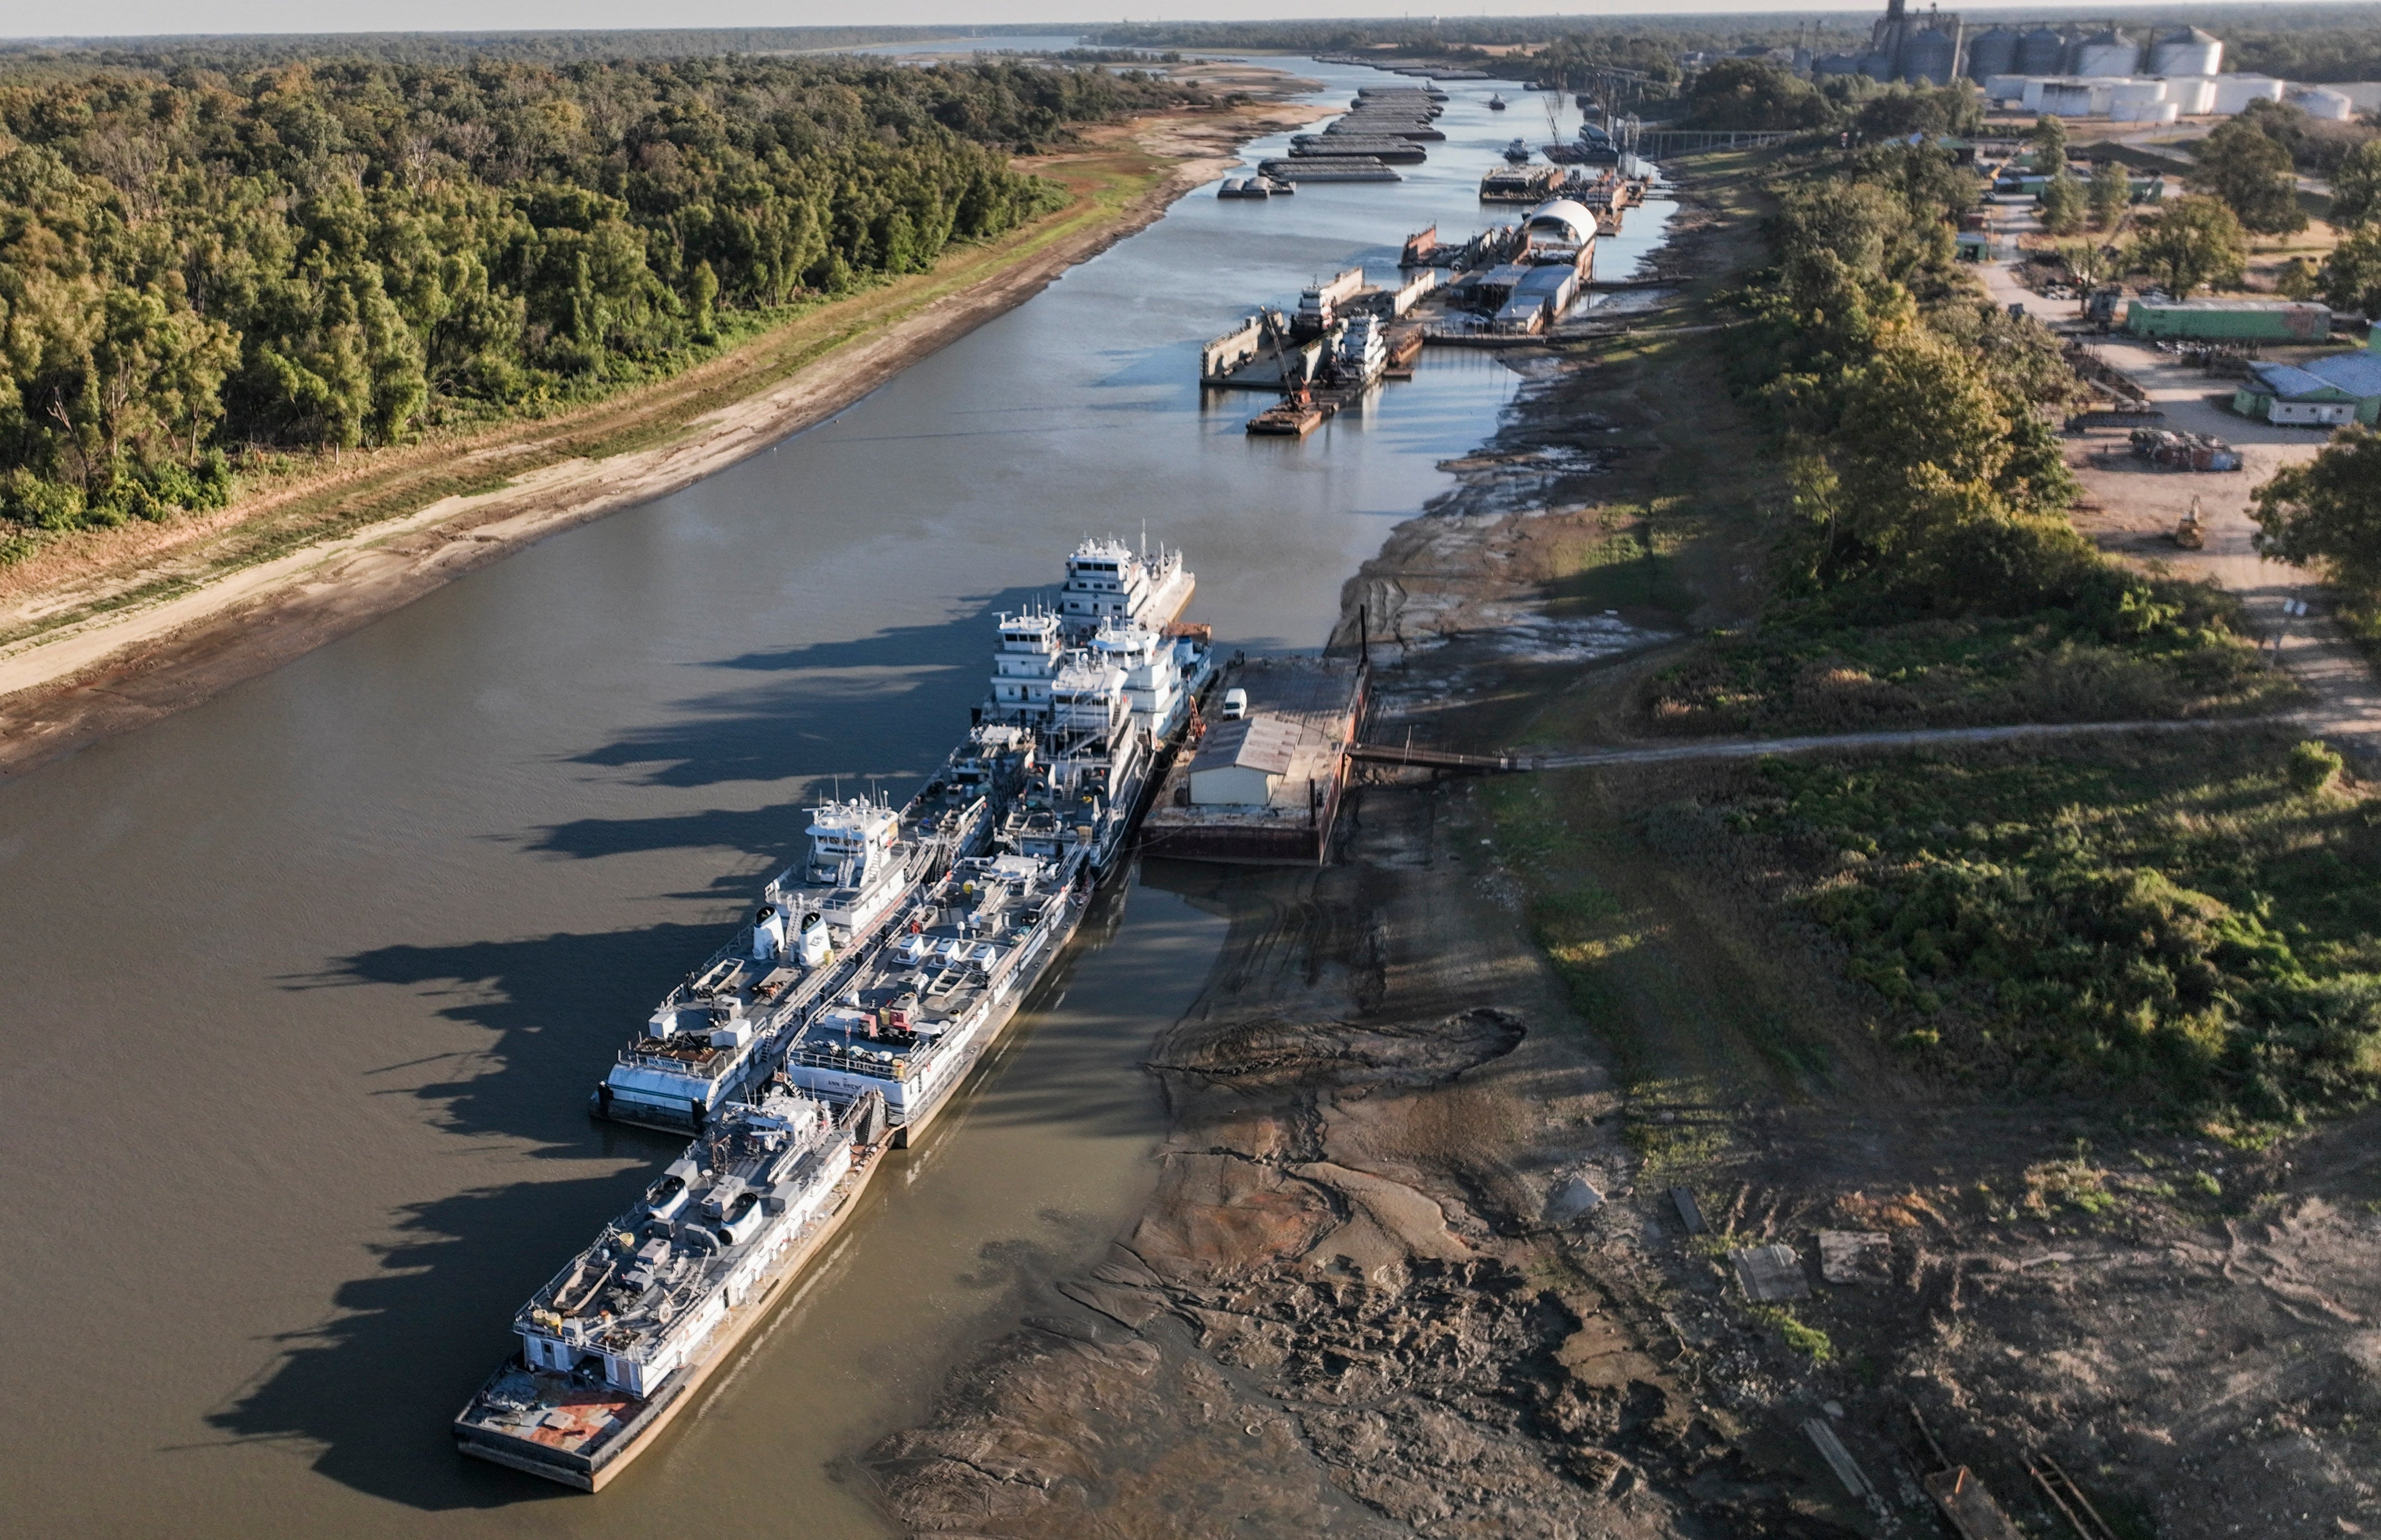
[1727,141,2377,1121]
[0,54,1195,536]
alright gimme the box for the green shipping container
[2124,300,2333,341]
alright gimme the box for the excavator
[1245,312,1326,437]
[2173,495,2206,550]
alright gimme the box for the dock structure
[1140,657,1370,865]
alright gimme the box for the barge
[460,539,1212,1490]
[455,1087,892,1489]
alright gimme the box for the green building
[2124,299,2333,342]
[2230,335,2381,426]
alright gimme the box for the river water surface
[0,60,1669,1538]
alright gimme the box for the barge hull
[453,1122,887,1491]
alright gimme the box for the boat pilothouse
[1057,535,1195,641]
[778,850,1089,1138]
[591,774,1009,1134]
[455,1086,890,1488]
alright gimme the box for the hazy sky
[0,0,2241,43]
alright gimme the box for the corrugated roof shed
[2249,361,2347,400]
[2307,350,2381,397]
[1188,716,1301,777]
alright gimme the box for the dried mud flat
[863,173,2381,1536]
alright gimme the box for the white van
[1220,688,1249,720]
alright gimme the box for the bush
[2289,739,2344,793]
[1721,740,2381,1124]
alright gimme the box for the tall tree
[2186,118,2308,236]
[2330,138,2381,233]
[2130,196,2249,296]
[2029,114,2068,175]
[2251,428,2381,591]
[2322,231,2381,321]
[2088,159,2131,230]
[2039,172,2085,236]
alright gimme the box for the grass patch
[1645,590,2296,738]
[1748,1305,1835,1362]
[1713,732,2381,1125]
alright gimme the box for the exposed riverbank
[0,64,1323,779]
[868,145,2381,1540]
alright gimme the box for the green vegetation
[0,54,1194,539]
[2089,159,2131,232]
[2030,115,2068,177]
[1724,735,2381,1125]
[2323,232,2381,322]
[2129,196,2251,297]
[1674,59,1980,140]
[1646,142,2281,736]
[2252,428,2381,653]
[1748,1305,1834,1362]
[2039,171,2086,236]
[2186,117,2308,237]
[2334,141,2381,234]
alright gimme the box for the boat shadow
[204,1169,656,1511]
[562,585,1044,791]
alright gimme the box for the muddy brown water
[0,60,1671,1538]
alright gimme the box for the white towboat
[1054,535,1194,640]
[589,731,1024,1133]
[455,1087,892,1489]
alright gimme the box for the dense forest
[0,54,1194,535]
[0,27,1060,69]
[1087,7,2381,83]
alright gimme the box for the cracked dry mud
[864,789,1826,1540]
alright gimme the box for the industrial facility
[1805,6,2370,123]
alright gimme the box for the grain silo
[1900,27,1959,85]
[2016,27,2069,75]
[1965,27,2018,83]
[1858,52,1895,81]
[2072,28,2142,79]
[2149,27,2223,79]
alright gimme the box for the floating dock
[1140,657,1370,866]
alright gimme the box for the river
[0,59,1671,1538]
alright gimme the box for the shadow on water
[570,588,1042,790]
[231,877,1186,1513]
[204,1173,651,1513]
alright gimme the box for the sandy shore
[0,74,1324,778]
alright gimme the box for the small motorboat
[1503,137,1531,164]
[1488,93,1507,110]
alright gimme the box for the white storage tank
[2017,27,2069,75]
[2073,28,2142,79]
[1984,73,2033,107]
[2162,76,2218,115]
[2149,27,2223,79]
[2116,100,2182,126]
[1967,27,2019,83]
[2213,74,2287,115]
[2040,81,2100,117]
[2106,79,2169,116]
[2291,86,2355,121]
